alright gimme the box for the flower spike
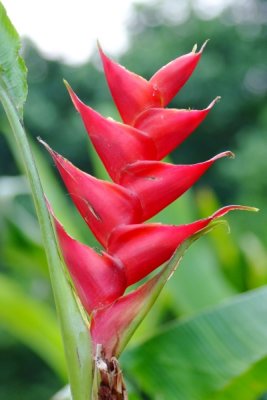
[133,97,221,159]
[99,42,206,125]
[107,205,254,285]
[48,204,127,314]
[65,81,157,181]
[39,40,258,369]
[40,139,143,247]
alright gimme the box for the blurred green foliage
[0,0,267,399]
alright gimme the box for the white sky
[2,0,232,65]
[2,0,149,64]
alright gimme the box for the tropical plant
[1,2,266,400]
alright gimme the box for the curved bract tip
[207,96,221,110]
[200,39,210,53]
[210,151,235,161]
[192,43,198,53]
[63,80,83,112]
[212,205,259,220]
[38,137,58,158]
[96,39,102,51]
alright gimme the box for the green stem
[0,81,92,399]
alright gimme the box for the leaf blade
[0,274,66,380]
[123,286,267,400]
[0,2,27,118]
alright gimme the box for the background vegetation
[0,0,266,398]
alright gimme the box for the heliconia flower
[98,41,208,125]
[49,205,127,314]
[41,41,257,366]
[107,205,252,286]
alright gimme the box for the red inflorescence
[42,43,249,356]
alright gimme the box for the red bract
[40,140,142,247]
[107,205,250,285]
[43,43,256,359]
[91,273,160,359]
[48,205,126,314]
[133,97,220,159]
[119,152,233,220]
[65,82,157,182]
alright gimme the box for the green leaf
[1,199,48,277]
[123,286,267,400]
[0,274,66,380]
[0,2,27,118]
[212,357,267,400]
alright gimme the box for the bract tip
[212,205,259,220]
[211,151,235,162]
[38,138,61,161]
[207,96,221,110]
[200,39,209,53]
[97,39,103,52]
[63,80,82,112]
[38,137,54,154]
[63,78,70,88]
[192,43,198,53]
[248,207,260,212]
